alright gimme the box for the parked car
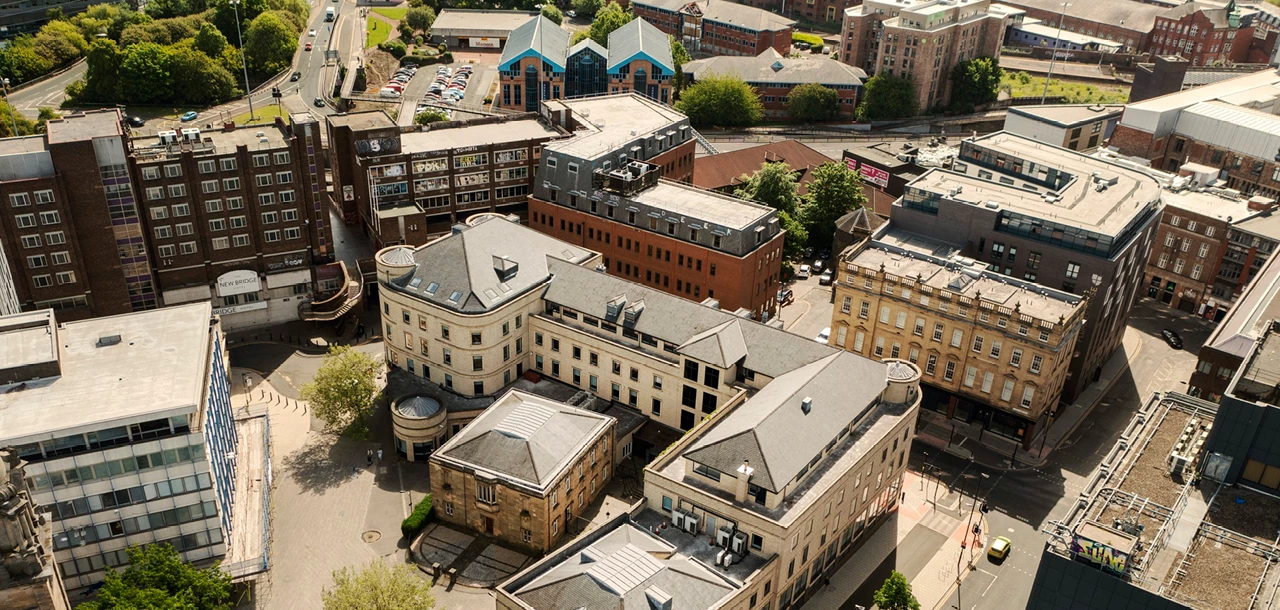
[290,71,301,81]
[180,111,198,122]
[818,270,834,286]
[797,264,811,279]
[776,288,794,305]
[815,327,831,344]
[127,116,146,127]
[567,9,577,17]
[1162,329,1183,349]
[378,88,401,98]
[819,248,832,260]
[813,259,824,271]
[988,536,1012,561]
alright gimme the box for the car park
[180,111,198,122]
[797,264,811,279]
[815,328,831,343]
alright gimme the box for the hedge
[401,493,434,539]
[792,32,825,48]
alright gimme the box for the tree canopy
[322,560,436,610]
[243,11,298,75]
[301,345,381,436]
[573,0,604,18]
[675,74,763,128]
[949,56,1002,112]
[734,161,801,217]
[855,73,917,121]
[0,101,39,138]
[787,82,840,122]
[211,0,267,45]
[415,109,449,124]
[670,35,690,92]
[76,544,233,610]
[778,210,808,262]
[586,1,633,47]
[541,4,564,24]
[874,570,921,610]
[405,6,436,32]
[194,22,230,57]
[801,162,865,249]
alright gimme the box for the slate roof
[681,352,887,492]
[607,19,675,73]
[500,15,571,71]
[996,0,1167,32]
[543,259,838,378]
[634,0,795,32]
[684,49,866,87]
[380,215,596,314]
[692,140,834,196]
[434,390,613,489]
[513,523,738,610]
[569,37,608,60]
[835,208,886,235]
[1161,0,1241,28]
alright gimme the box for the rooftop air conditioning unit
[684,513,700,534]
[716,525,734,547]
[158,130,179,145]
[1168,454,1191,481]
[731,531,749,554]
[671,508,689,530]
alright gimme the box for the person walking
[366,449,373,465]
[377,449,383,462]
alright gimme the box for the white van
[378,88,401,98]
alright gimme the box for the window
[167,184,186,198]
[223,177,241,190]
[164,164,181,178]
[50,251,70,265]
[925,355,937,375]
[276,171,293,184]
[943,361,956,381]
[45,231,65,245]
[989,341,1001,359]
[972,336,983,353]
[27,254,47,268]
[950,329,963,347]
[212,237,230,250]
[151,206,169,220]
[264,229,281,242]
[153,226,172,239]
[1001,379,1015,402]
[15,214,35,228]
[20,234,40,248]
[1020,387,1035,408]
[477,482,497,504]
[208,218,226,231]
[1010,349,1022,367]
[219,157,237,171]
[859,301,869,318]
[932,323,944,341]
[963,366,977,387]
[1030,354,1043,374]
[256,174,273,187]
[39,211,59,225]
[231,234,250,247]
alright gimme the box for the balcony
[299,261,363,322]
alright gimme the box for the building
[0,109,338,329]
[692,140,835,197]
[497,17,676,112]
[1128,55,1274,103]
[841,143,930,216]
[326,110,567,245]
[0,449,71,610]
[831,229,1086,447]
[1215,209,1280,301]
[994,0,1171,52]
[1007,18,1123,52]
[840,0,1008,111]
[527,94,784,319]
[631,0,795,57]
[1147,0,1269,67]
[682,49,866,119]
[1203,320,1280,490]
[0,0,94,39]
[0,236,19,316]
[1189,250,1280,401]
[887,132,1162,402]
[831,207,887,260]
[428,9,541,49]
[429,390,614,552]
[1002,104,1124,153]
[0,304,239,590]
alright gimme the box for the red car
[305,42,313,51]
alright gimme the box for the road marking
[980,571,999,597]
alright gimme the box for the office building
[1002,104,1124,153]
[0,449,71,610]
[631,0,795,57]
[887,132,1162,402]
[0,304,239,590]
[428,9,541,48]
[840,0,1007,110]
[1147,0,1273,66]
[497,17,676,111]
[683,50,866,119]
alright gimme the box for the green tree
[855,73,917,121]
[46,6,65,21]
[734,161,801,217]
[70,3,149,42]
[119,42,173,104]
[949,56,1002,112]
[669,35,690,92]
[0,101,38,137]
[77,544,233,610]
[571,30,590,45]
[802,161,865,250]
[405,6,435,32]
[675,74,763,128]
[778,210,808,261]
[212,0,267,46]
[573,0,603,18]
[301,345,381,436]
[541,4,563,24]
[268,8,305,35]
[266,0,309,28]
[194,22,230,57]
[36,107,61,133]
[145,0,209,19]
[586,1,632,47]
[415,109,448,124]
[873,570,921,610]
[170,42,239,105]
[243,11,297,76]
[0,37,55,84]
[787,82,839,121]
[34,20,89,66]
[322,560,435,610]
[75,38,124,103]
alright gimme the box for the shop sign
[216,270,261,297]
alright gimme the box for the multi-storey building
[1189,246,1280,402]
[0,109,337,329]
[1147,0,1260,66]
[0,304,240,590]
[1002,104,1123,153]
[326,110,567,245]
[683,49,866,119]
[429,389,615,552]
[831,229,1085,447]
[497,17,676,112]
[528,94,784,319]
[887,132,1162,402]
[0,448,71,610]
[1215,210,1280,302]
[631,0,795,57]
[840,0,1007,110]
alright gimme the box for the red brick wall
[754,83,858,118]
[0,175,93,315]
[1108,124,1160,159]
[1146,12,1256,66]
[650,140,697,184]
[1009,5,1148,51]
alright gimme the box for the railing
[299,262,364,322]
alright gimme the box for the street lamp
[0,77,19,137]
[230,0,257,122]
[1041,2,1072,104]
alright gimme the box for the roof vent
[624,300,645,323]
[771,60,785,72]
[606,295,627,319]
[493,255,519,282]
[451,223,469,235]
[96,334,122,348]
[645,587,673,610]
[801,396,813,415]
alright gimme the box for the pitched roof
[692,140,835,195]
[607,19,675,73]
[380,216,596,314]
[996,0,1167,32]
[682,352,887,492]
[499,15,571,71]
[569,37,608,59]
[1161,0,1242,28]
[683,50,866,87]
[835,207,886,235]
[632,0,795,31]
[433,390,613,489]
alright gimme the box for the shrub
[414,34,423,45]
[440,51,452,63]
[792,31,825,49]
[437,42,447,53]
[400,494,433,539]
[380,39,407,58]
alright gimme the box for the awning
[265,269,313,289]
[163,284,213,305]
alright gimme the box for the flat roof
[0,302,213,443]
[328,110,398,131]
[0,310,57,372]
[0,135,48,156]
[431,9,539,35]
[543,94,687,160]
[1121,68,1280,135]
[1014,21,1123,47]
[1007,103,1125,128]
[1206,251,1280,357]
[45,109,123,144]
[399,119,561,153]
[632,180,773,231]
[1230,208,1280,241]
[994,0,1167,31]
[1159,189,1262,223]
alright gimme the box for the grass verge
[367,19,391,49]
[1000,71,1129,104]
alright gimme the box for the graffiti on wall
[1071,534,1129,575]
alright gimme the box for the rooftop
[0,303,214,444]
[995,0,1168,31]
[1159,188,1265,224]
[631,179,774,231]
[1006,103,1125,128]
[327,110,398,131]
[1204,251,1280,358]
[1013,20,1123,48]
[399,118,563,153]
[44,109,123,144]
[543,94,688,160]
[632,0,795,31]
[432,389,613,491]
[499,15,570,71]
[1229,207,1280,241]
[0,135,49,156]
[844,141,925,173]
[693,140,835,195]
[431,8,541,34]
[0,310,57,376]
[683,49,866,87]
[607,19,675,73]
[1120,67,1280,136]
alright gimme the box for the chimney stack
[735,460,753,503]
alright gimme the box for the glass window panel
[157,481,171,496]
[121,457,137,473]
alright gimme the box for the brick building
[841,143,928,217]
[1148,0,1264,66]
[631,0,795,57]
[0,109,336,329]
[326,110,566,246]
[528,95,784,320]
[496,17,675,112]
[692,139,834,196]
[683,49,866,119]
[840,0,1007,111]
[1189,249,1280,401]
[994,0,1166,52]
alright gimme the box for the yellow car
[988,536,1012,561]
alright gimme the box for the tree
[573,0,603,18]
[194,22,230,57]
[75,38,124,103]
[77,544,233,610]
[787,82,840,122]
[36,107,61,133]
[734,161,800,217]
[586,1,632,47]
[301,345,381,435]
[949,56,1002,112]
[212,0,267,46]
[415,109,448,124]
[0,37,55,85]
[322,560,435,610]
[873,570,920,610]
[0,101,37,138]
[119,42,173,104]
[405,6,435,32]
[571,30,590,45]
[778,210,808,261]
[802,161,865,250]
[170,42,239,105]
[70,3,149,42]
[855,73,917,121]
[34,20,89,66]
[243,11,297,76]
[675,74,763,128]
[266,0,310,28]
[669,35,690,92]
[541,4,563,25]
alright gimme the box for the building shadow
[280,434,366,495]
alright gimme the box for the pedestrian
[366,449,373,465]
[377,449,383,462]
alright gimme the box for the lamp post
[1041,2,1072,104]
[230,0,257,122]
[1,77,19,137]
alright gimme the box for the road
[7,61,86,120]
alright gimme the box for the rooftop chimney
[735,460,753,503]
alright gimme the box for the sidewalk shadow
[281,435,364,495]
